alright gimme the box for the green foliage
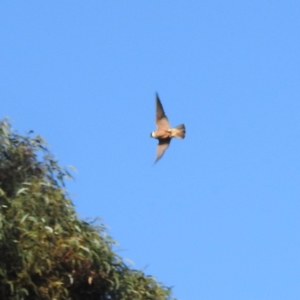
[0,119,175,300]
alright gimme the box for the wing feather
[156,94,170,129]
[155,138,171,163]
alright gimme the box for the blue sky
[1,2,300,299]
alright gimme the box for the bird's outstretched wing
[156,94,170,129]
[155,138,171,163]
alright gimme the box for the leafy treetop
[0,119,175,300]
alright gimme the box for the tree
[0,119,175,300]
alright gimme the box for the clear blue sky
[1,2,300,299]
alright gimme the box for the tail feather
[172,124,186,139]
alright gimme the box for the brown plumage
[150,93,186,162]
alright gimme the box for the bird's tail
[171,124,186,139]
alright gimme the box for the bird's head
[150,131,156,138]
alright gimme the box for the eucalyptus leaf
[16,187,28,196]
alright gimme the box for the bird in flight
[150,93,186,163]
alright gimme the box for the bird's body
[151,128,171,139]
[150,94,185,162]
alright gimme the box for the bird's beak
[150,133,152,137]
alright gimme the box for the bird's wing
[155,138,171,163]
[156,94,170,129]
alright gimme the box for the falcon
[150,93,186,163]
